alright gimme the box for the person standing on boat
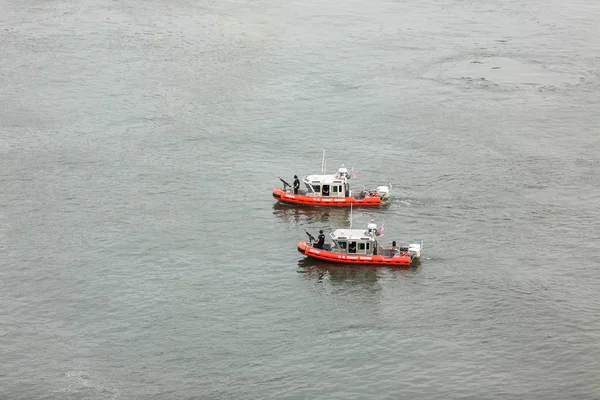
[293,175,300,194]
[316,230,325,249]
[392,241,399,256]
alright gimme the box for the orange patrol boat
[298,221,422,267]
[273,165,392,208]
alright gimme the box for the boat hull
[273,188,382,207]
[297,241,413,266]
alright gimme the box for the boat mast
[321,150,326,174]
[350,203,353,229]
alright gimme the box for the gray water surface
[1,0,600,398]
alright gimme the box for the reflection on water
[297,257,421,284]
[272,203,352,226]
[272,203,394,228]
[296,259,422,310]
[297,259,383,300]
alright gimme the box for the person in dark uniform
[293,175,300,194]
[316,230,325,249]
[349,242,356,253]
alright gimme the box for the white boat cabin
[327,221,381,255]
[303,166,352,198]
[311,221,423,260]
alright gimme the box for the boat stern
[377,184,392,202]
[408,241,422,260]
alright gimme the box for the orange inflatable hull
[273,188,382,207]
[297,241,412,266]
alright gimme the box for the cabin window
[322,185,330,196]
[332,185,338,193]
[358,242,366,254]
[337,241,347,249]
[349,241,357,253]
[313,185,320,193]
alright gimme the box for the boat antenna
[350,203,353,229]
[321,150,326,174]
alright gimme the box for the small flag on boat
[351,168,356,179]
[378,225,384,236]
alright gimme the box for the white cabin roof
[304,174,347,185]
[330,228,375,242]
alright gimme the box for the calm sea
[1,0,599,398]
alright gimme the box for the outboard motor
[377,185,390,199]
[408,243,422,259]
